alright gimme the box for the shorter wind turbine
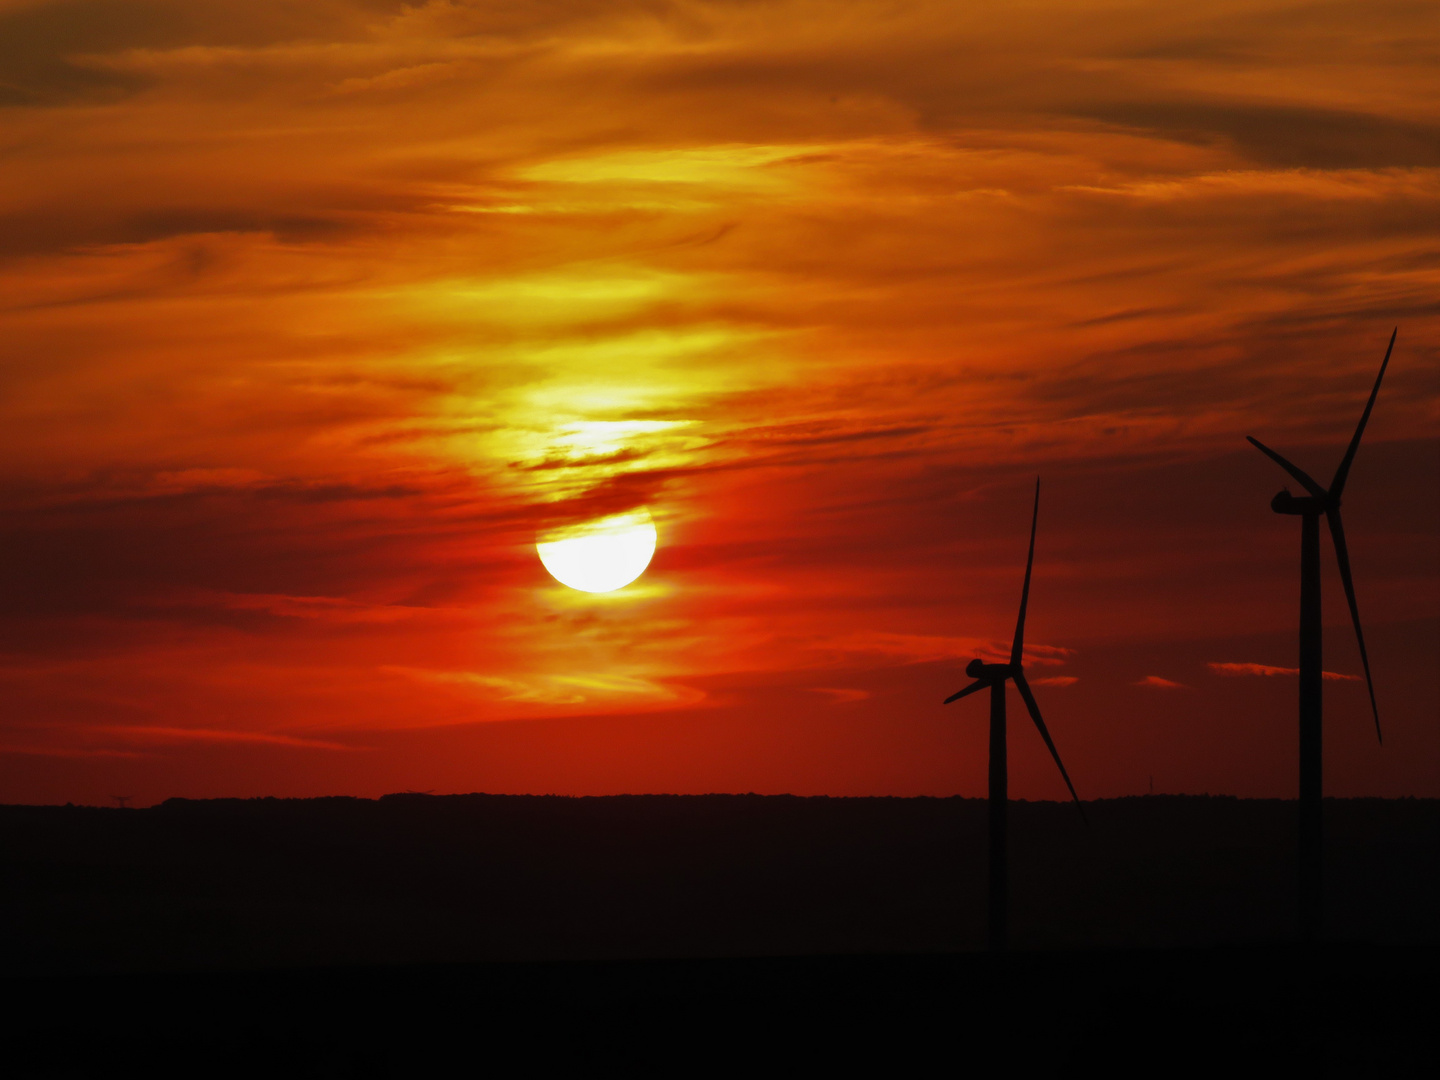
[1247,328,1394,940]
[943,478,1083,951]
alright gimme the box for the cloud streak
[1136,675,1187,689]
[1209,662,1362,682]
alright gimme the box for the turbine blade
[1326,509,1382,744]
[1013,670,1086,822]
[1246,437,1325,498]
[1330,328,1396,499]
[943,680,988,704]
[1011,477,1040,667]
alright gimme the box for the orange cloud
[1135,676,1187,689]
[811,687,871,704]
[822,633,1072,668]
[1209,663,1362,682]
[97,727,353,751]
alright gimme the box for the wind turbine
[943,477,1084,951]
[1247,328,1394,941]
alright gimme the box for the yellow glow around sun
[537,509,657,593]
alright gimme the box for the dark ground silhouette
[1,793,1435,1072]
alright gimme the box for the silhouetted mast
[1246,328,1393,941]
[943,477,1084,951]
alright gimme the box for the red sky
[1,0,1436,805]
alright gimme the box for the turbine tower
[1247,328,1394,941]
[943,477,1084,951]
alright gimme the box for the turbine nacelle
[1270,490,1328,516]
[966,659,1014,680]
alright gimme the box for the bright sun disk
[537,509,657,593]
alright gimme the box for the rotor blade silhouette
[1013,669,1086,821]
[1246,437,1326,498]
[1330,328,1396,499]
[944,680,988,704]
[1326,509,1381,743]
[1011,477,1040,667]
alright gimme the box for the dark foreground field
[1,794,1436,1073]
[6,946,1437,1075]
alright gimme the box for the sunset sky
[1,0,1436,805]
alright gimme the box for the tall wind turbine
[943,478,1084,951]
[1247,328,1394,940]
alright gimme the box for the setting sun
[537,510,658,593]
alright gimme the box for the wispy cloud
[382,666,706,711]
[825,633,1072,667]
[1209,663,1361,682]
[200,592,423,624]
[96,726,353,750]
[1135,675,1187,689]
[811,687,871,703]
[0,745,145,759]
